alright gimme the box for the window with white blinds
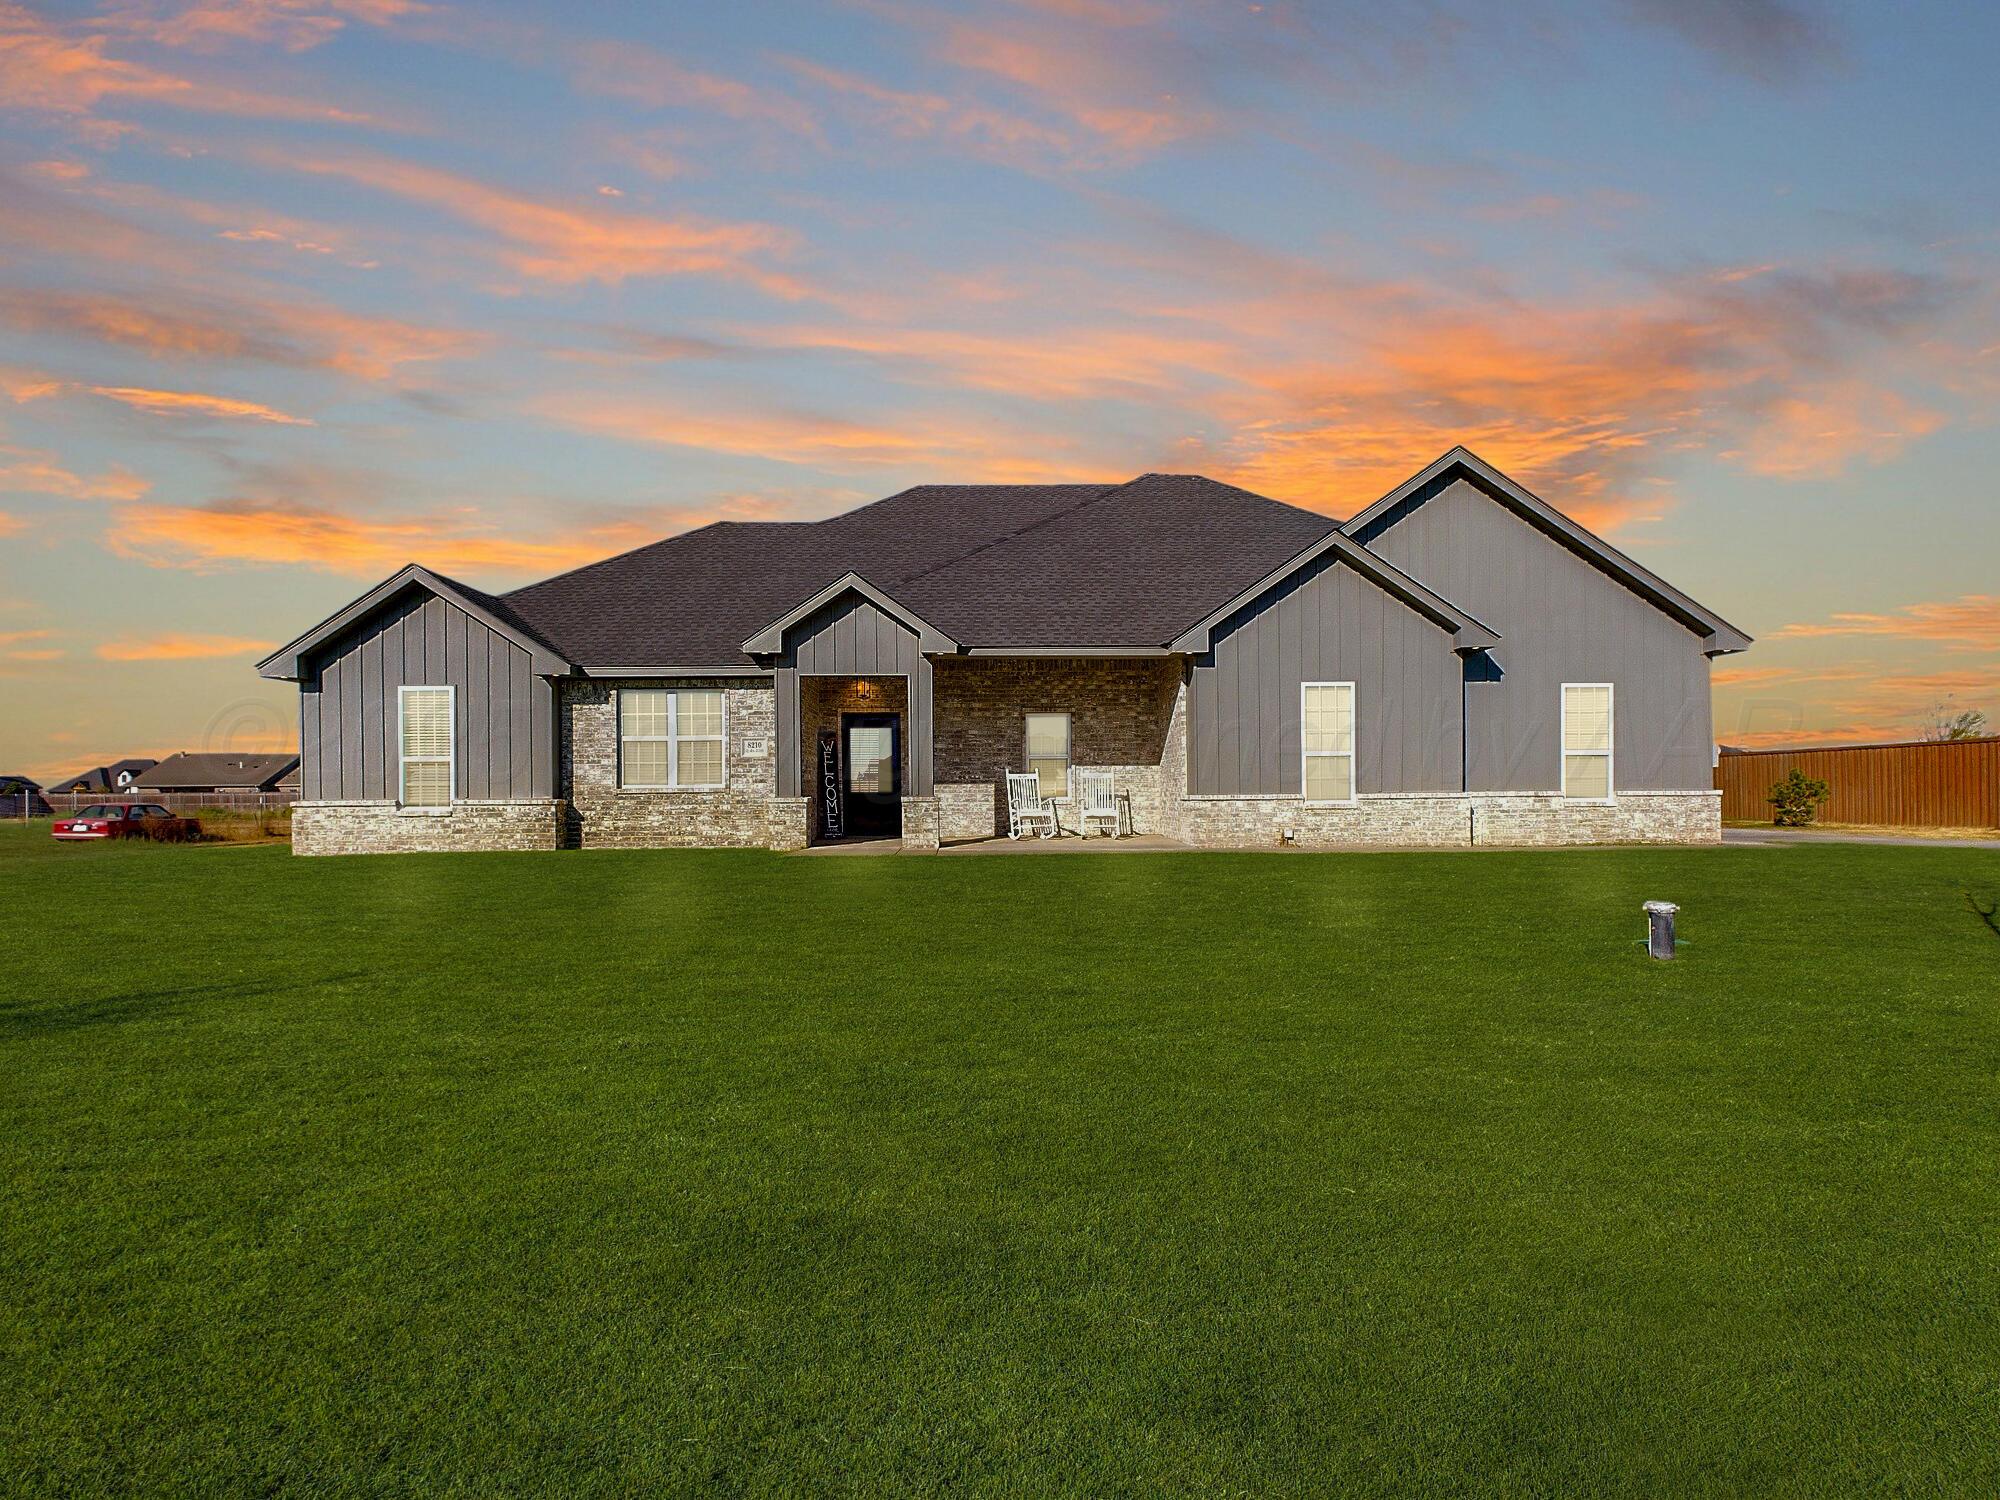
[620,689,726,789]
[1301,682,1356,803]
[398,685,454,807]
[1024,713,1070,799]
[1562,683,1613,800]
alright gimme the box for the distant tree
[1920,697,1989,742]
[1767,768,1831,827]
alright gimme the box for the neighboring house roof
[136,753,300,790]
[0,774,43,792]
[54,758,159,793]
[258,563,573,681]
[1342,446,1752,654]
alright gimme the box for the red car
[51,803,200,842]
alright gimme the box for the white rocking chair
[1006,772,1058,839]
[1077,768,1122,837]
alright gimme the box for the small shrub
[1768,768,1832,827]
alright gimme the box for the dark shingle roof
[137,752,300,790]
[501,476,1339,664]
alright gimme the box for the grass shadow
[1967,890,2000,943]
[0,972,369,1039]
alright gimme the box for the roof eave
[257,563,575,681]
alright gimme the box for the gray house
[257,448,1750,856]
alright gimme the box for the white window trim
[618,688,728,791]
[1561,681,1615,803]
[397,683,455,809]
[1023,711,1072,802]
[1300,681,1358,805]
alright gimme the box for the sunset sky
[2,0,1997,782]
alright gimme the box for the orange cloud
[9,372,314,424]
[533,396,1094,481]
[276,150,812,293]
[747,320,1240,400]
[90,386,315,424]
[93,0,423,53]
[0,443,149,501]
[97,632,276,660]
[920,10,1210,155]
[1769,596,2000,651]
[781,57,1079,164]
[110,500,662,578]
[1719,669,1999,748]
[572,38,823,140]
[0,628,55,648]
[0,511,23,538]
[1731,382,1946,478]
[0,1,378,121]
[0,290,475,380]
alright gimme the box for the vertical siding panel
[911,656,934,795]
[339,651,363,796]
[466,624,489,799]
[488,631,511,800]
[510,646,533,798]
[424,596,446,680]
[775,667,800,797]
[301,682,322,801]
[447,609,469,799]
[360,631,383,798]
[531,676,552,799]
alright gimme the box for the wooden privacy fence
[1715,737,2000,828]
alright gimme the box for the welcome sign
[817,729,842,839]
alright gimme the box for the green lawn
[4,825,1997,1496]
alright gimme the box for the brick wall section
[564,679,781,849]
[1176,793,1472,847]
[1171,790,1720,848]
[1471,790,1720,846]
[931,657,1181,840]
[293,800,562,855]
[900,796,940,850]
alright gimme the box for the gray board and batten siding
[1186,551,1467,797]
[772,592,934,798]
[1350,476,1714,793]
[300,590,556,802]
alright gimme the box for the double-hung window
[620,689,726,789]
[1562,683,1613,800]
[1024,713,1070,800]
[1301,682,1356,803]
[398,685,454,807]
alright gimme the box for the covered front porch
[755,573,1186,851]
[780,656,1185,850]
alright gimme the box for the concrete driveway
[1723,827,2000,850]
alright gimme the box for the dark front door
[841,712,901,837]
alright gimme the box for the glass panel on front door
[848,725,893,793]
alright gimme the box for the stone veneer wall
[293,799,563,855]
[932,657,1181,840]
[563,678,784,849]
[1171,790,1720,848]
[1471,790,1720,846]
